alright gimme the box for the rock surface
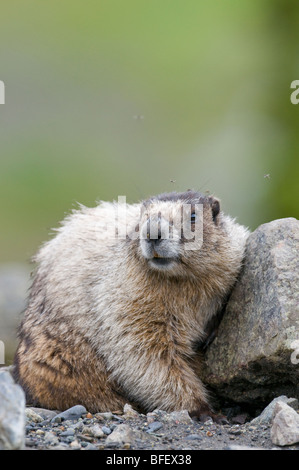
[270,401,299,446]
[0,263,31,363]
[202,218,299,406]
[250,395,298,425]
[0,369,26,450]
[105,424,135,447]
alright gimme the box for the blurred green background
[0,0,298,265]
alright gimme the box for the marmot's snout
[140,214,181,270]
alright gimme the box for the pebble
[29,407,58,421]
[83,443,98,450]
[165,410,193,425]
[105,424,135,446]
[25,408,44,423]
[101,426,112,435]
[95,412,114,420]
[25,438,37,447]
[123,403,140,419]
[146,421,163,433]
[69,439,81,450]
[51,405,87,422]
[60,429,75,437]
[228,425,242,436]
[82,424,105,438]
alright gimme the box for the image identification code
[106,454,192,466]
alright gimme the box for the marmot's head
[128,190,236,279]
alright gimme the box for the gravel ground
[23,404,299,451]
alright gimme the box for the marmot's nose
[146,217,163,242]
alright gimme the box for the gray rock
[60,428,75,437]
[167,410,193,424]
[146,421,163,433]
[52,405,87,422]
[0,370,26,450]
[105,424,135,446]
[251,396,299,425]
[69,439,81,449]
[95,411,114,420]
[83,443,98,450]
[147,408,193,425]
[25,408,44,423]
[0,263,31,363]
[123,403,140,418]
[28,407,58,421]
[202,218,299,404]
[82,424,105,438]
[102,426,112,435]
[270,401,299,446]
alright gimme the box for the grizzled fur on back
[13,191,249,415]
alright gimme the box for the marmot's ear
[209,197,220,224]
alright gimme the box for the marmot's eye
[191,212,197,223]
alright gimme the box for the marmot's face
[135,191,221,278]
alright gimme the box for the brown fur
[13,191,249,414]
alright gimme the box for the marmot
[13,191,249,416]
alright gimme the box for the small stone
[83,443,98,450]
[228,426,242,436]
[28,407,58,421]
[71,421,84,432]
[52,416,62,423]
[86,412,93,419]
[167,410,193,424]
[203,417,213,426]
[102,426,112,435]
[123,403,139,418]
[60,429,75,437]
[25,408,44,423]
[105,424,135,446]
[95,412,114,420]
[51,405,87,422]
[25,438,37,447]
[82,424,105,438]
[77,434,94,442]
[146,421,163,433]
[69,439,81,450]
[270,401,299,446]
[147,414,155,424]
[206,431,213,437]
